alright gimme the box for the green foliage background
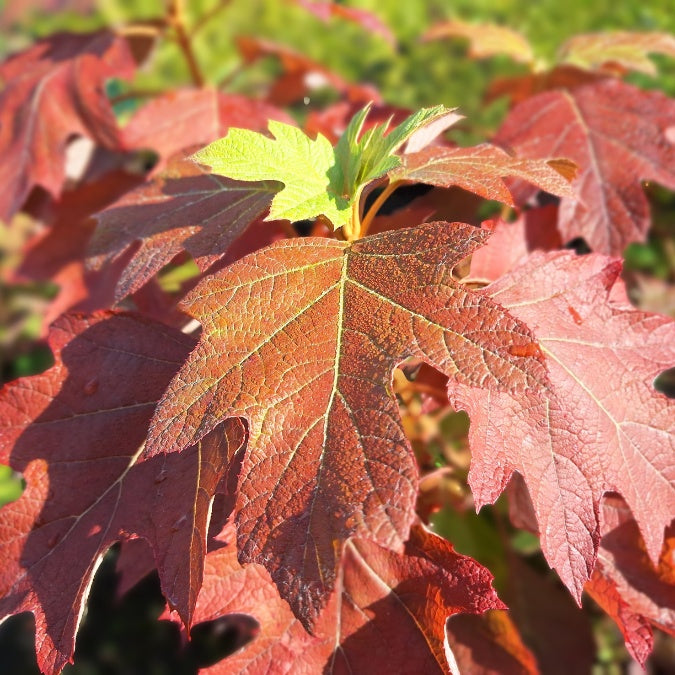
[2,0,675,119]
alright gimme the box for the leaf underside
[451,251,675,602]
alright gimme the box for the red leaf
[122,88,294,173]
[15,168,144,329]
[146,221,546,625]
[448,251,675,604]
[322,524,505,674]
[586,572,654,667]
[87,156,277,300]
[0,313,244,673]
[393,144,576,205]
[236,36,379,106]
[586,495,675,665]
[468,207,562,283]
[445,610,539,675]
[495,79,675,254]
[486,65,605,106]
[180,522,504,674]
[0,31,137,220]
[503,556,595,675]
[115,538,157,599]
[183,520,322,674]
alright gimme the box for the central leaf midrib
[301,252,349,554]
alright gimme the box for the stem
[168,0,205,87]
[191,0,232,35]
[218,63,245,90]
[358,179,403,238]
[119,23,164,39]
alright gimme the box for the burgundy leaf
[122,88,293,173]
[178,522,505,674]
[87,156,277,300]
[146,222,546,625]
[0,312,244,672]
[495,79,675,253]
[0,31,137,220]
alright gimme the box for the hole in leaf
[654,367,675,398]
[476,198,504,221]
[0,464,25,506]
[534,190,560,208]
[392,361,473,521]
[186,614,259,669]
[565,237,591,254]
[293,219,315,236]
[1,336,53,384]
[72,547,186,673]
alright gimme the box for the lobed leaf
[146,221,546,625]
[193,121,343,226]
[585,495,675,666]
[0,313,244,673]
[178,522,504,674]
[445,611,539,675]
[450,251,675,603]
[392,143,577,205]
[495,79,675,254]
[14,168,144,330]
[87,155,277,300]
[0,31,137,220]
[193,104,452,231]
[468,207,562,283]
[121,88,294,174]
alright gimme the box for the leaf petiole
[357,179,404,239]
[168,0,205,87]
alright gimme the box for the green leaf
[332,104,450,206]
[193,104,453,233]
[192,121,348,227]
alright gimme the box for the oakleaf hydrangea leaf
[192,104,451,232]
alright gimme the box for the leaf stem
[218,63,245,90]
[168,0,205,87]
[358,179,403,239]
[119,23,164,39]
[190,0,233,36]
[342,195,361,242]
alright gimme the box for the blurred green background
[2,0,675,119]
